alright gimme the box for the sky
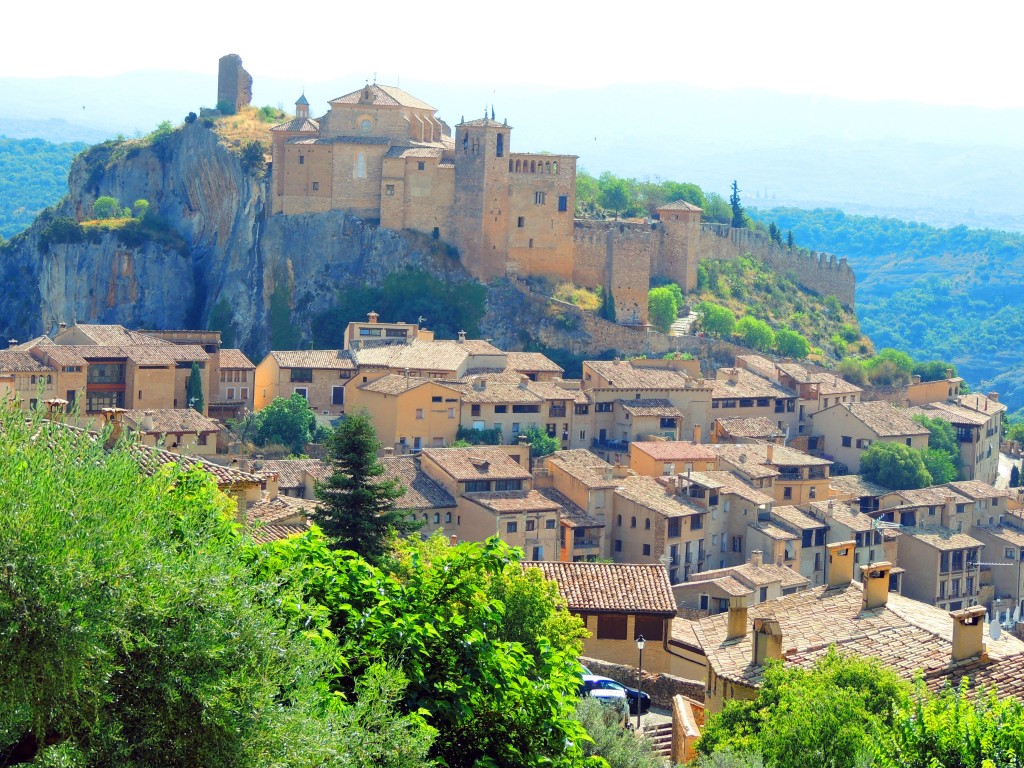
[4,0,1023,109]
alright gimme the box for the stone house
[711,416,786,445]
[211,348,256,420]
[810,400,929,474]
[254,349,355,416]
[122,408,221,456]
[526,561,677,672]
[907,397,1004,484]
[345,374,464,452]
[710,367,797,438]
[628,441,718,478]
[674,550,808,615]
[710,442,832,508]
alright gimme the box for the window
[386,184,395,196]
[534,191,546,205]
[906,437,913,446]
[940,552,950,574]
[642,544,651,556]
[512,422,520,433]
[311,181,319,191]
[356,153,366,178]
[545,519,556,529]
[415,408,424,419]
[332,386,345,406]
[417,161,425,171]
[506,521,518,534]
[1007,547,1017,560]
[596,402,613,412]
[517,216,525,228]
[731,536,743,553]
[644,518,651,530]
[630,517,637,528]
[293,387,308,399]
[290,368,313,383]
[526,519,536,532]
[471,404,481,416]
[691,515,703,531]
[841,435,852,447]
[759,587,768,602]
[496,133,503,157]
[614,539,622,552]
[596,614,627,640]
[512,404,539,413]
[227,387,235,399]
[495,479,523,491]
[494,404,508,414]
[433,513,440,524]
[809,487,817,499]
[465,480,490,492]
[579,430,587,440]
[558,194,568,212]
[298,155,304,165]
[783,486,792,499]
[574,403,589,414]
[448,408,455,418]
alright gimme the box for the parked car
[585,686,631,727]
[580,675,652,715]
[578,663,593,676]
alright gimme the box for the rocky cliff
[0,122,474,357]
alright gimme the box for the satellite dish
[991,618,1002,641]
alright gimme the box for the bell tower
[453,111,512,281]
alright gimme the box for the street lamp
[635,635,646,731]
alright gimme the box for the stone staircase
[669,312,696,336]
[642,721,673,761]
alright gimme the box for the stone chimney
[751,617,783,666]
[102,407,127,449]
[728,369,739,385]
[726,593,750,641]
[827,541,856,587]
[942,494,957,528]
[912,375,922,385]
[458,330,466,343]
[988,391,1000,403]
[750,550,763,568]
[519,376,529,390]
[946,368,954,380]
[693,424,702,443]
[262,471,279,500]
[450,534,458,546]
[765,443,774,464]
[383,447,394,457]
[367,311,379,323]
[141,410,155,431]
[860,562,893,610]
[950,605,988,662]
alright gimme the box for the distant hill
[1,70,1023,232]
[0,137,87,238]
[749,207,1024,412]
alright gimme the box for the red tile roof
[526,561,677,615]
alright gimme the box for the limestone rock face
[0,122,472,357]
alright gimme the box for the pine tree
[786,229,795,249]
[312,411,419,563]
[186,361,204,412]
[1011,463,1021,489]
[729,180,746,229]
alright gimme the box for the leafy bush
[456,424,503,445]
[215,99,236,116]
[521,425,559,457]
[647,286,678,333]
[775,328,811,359]
[251,394,318,454]
[860,441,932,489]
[734,315,775,352]
[695,300,735,338]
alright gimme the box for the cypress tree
[186,361,204,413]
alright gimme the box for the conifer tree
[186,361,204,412]
[786,229,795,248]
[729,180,746,229]
[312,411,419,563]
[1011,463,1021,488]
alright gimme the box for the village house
[750,504,830,586]
[710,416,786,445]
[907,396,1004,484]
[254,349,355,416]
[811,400,930,474]
[526,561,677,670]
[905,370,964,406]
[807,499,901,589]
[710,442,832,507]
[345,374,464,452]
[628,441,718,478]
[710,367,796,437]
[211,348,256,420]
[121,408,221,456]
[674,550,808,616]
[667,541,1024,717]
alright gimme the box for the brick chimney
[827,541,856,587]
[726,593,751,641]
[751,617,783,665]
[950,605,988,662]
[988,391,1000,403]
[860,562,893,610]
[101,407,127,449]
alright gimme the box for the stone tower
[453,113,512,281]
[217,54,253,114]
[294,93,310,119]
[656,201,703,292]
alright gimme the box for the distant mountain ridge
[2,69,1023,231]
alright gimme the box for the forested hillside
[750,206,1024,412]
[0,137,87,238]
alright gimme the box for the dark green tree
[598,172,634,219]
[647,286,678,333]
[860,441,932,490]
[186,361,204,413]
[696,301,736,338]
[1011,464,1021,488]
[729,180,746,229]
[312,411,419,562]
[768,222,782,244]
[521,424,559,458]
[92,195,121,219]
[775,328,811,359]
[786,229,795,248]
[734,315,775,352]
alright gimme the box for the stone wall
[580,656,705,709]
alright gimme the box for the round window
[360,118,372,133]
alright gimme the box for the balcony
[549,406,567,418]
[573,537,600,549]
[592,437,629,452]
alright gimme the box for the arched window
[508,159,513,171]
[631,516,637,528]
[433,512,440,524]
[545,161,551,174]
[496,133,504,157]
[515,159,521,172]
[530,160,536,173]
[355,152,366,179]
[30,375,35,384]
[463,132,468,153]
[617,515,622,526]
[553,161,558,174]
[645,518,651,530]
[46,375,52,384]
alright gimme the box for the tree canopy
[186,360,204,413]
[251,393,317,454]
[775,328,811,359]
[647,286,679,333]
[521,424,560,458]
[733,315,775,352]
[860,441,932,489]
[696,300,736,338]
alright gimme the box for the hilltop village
[4,309,1023,759]
[6,59,1024,764]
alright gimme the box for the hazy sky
[4,0,1022,109]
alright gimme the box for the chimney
[458,330,466,343]
[726,593,750,641]
[946,368,954,380]
[44,398,68,422]
[404,367,410,378]
[450,534,458,546]
[751,617,783,665]
[519,376,529,390]
[988,391,1000,403]
[950,605,988,662]
[860,562,893,610]
[693,424,702,443]
[383,447,394,457]
[728,369,738,385]
[750,550,763,568]
[614,356,621,365]
[942,494,957,528]
[912,375,922,385]
[367,311,379,323]
[102,407,126,449]
[765,443,774,464]
[827,541,856,587]
[58,322,67,331]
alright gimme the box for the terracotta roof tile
[251,459,325,490]
[617,398,683,417]
[630,441,717,462]
[270,350,355,370]
[946,480,1010,500]
[123,408,222,435]
[464,489,562,513]
[247,494,318,525]
[748,521,799,541]
[0,351,53,372]
[585,360,695,390]
[771,504,827,530]
[679,471,775,506]
[957,393,1007,415]
[379,456,457,510]
[219,348,255,369]
[712,368,794,400]
[712,442,830,469]
[505,351,564,374]
[820,401,929,438]
[615,475,706,518]
[544,449,621,490]
[421,446,532,482]
[829,474,890,499]
[715,416,785,439]
[902,526,984,551]
[247,523,309,544]
[688,560,808,589]
[526,561,677,615]
[329,84,437,111]
[271,116,320,132]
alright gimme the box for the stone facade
[217,54,252,113]
[269,79,857,329]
